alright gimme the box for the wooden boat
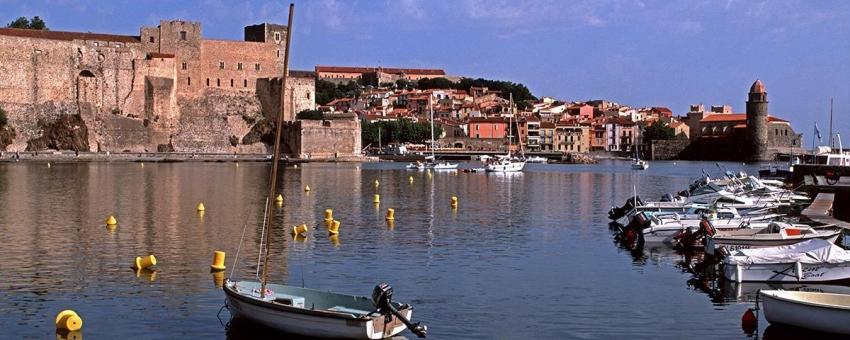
[760,290,850,335]
[224,281,420,339]
[705,222,841,254]
[722,239,850,282]
[223,5,426,339]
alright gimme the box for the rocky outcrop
[26,114,89,151]
[0,128,14,150]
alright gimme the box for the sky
[4,0,850,143]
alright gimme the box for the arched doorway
[76,70,99,110]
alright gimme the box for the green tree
[7,16,48,30]
[395,78,413,90]
[455,77,536,102]
[416,77,455,90]
[361,119,442,146]
[643,122,676,142]
[0,106,8,129]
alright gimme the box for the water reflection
[1,160,832,339]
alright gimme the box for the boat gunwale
[223,281,412,321]
[761,290,850,311]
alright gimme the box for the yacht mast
[430,93,435,159]
[260,3,294,298]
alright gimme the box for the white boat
[705,222,842,253]
[526,156,548,163]
[631,159,648,170]
[485,155,526,172]
[407,95,457,170]
[760,290,850,335]
[224,7,426,338]
[224,281,422,339]
[723,239,850,282]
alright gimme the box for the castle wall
[283,118,361,158]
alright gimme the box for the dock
[802,193,850,230]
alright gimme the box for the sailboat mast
[430,94,435,158]
[829,98,834,149]
[260,3,295,299]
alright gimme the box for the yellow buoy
[386,208,395,221]
[329,234,340,246]
[291,224,308,236]
[386,219,395,229]
[275,194,284,203]
[106,224,117,232]
[55,310,82,331]
[328,220,340,235]
[196,202,205,212]
[133,255,157,270]
[211,270,225,288]
[451,196,458,208]
[304,185,311,192]
[373,194,380,204]
[293,234,307,243]
[374,179,380,187]
[408,176,414,183]
[210,251,226,271]
[106,215,117,226]
[324,209,333,222]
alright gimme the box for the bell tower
[746,79,769,161]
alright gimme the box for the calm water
[0,160,838,339]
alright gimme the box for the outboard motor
[372,283,427,338]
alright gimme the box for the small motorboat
[485,155,526,172]
[526,156,548,163]
[631,158,648,170]
[723,239,850,282]
[705,222,842,254]
[225,281,425,339]
[760,290,850,335]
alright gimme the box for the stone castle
[0,21,360,156]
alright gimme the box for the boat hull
[723,261,850,282]
[224,282,411,339]
[760,290,850,335]
[707,233,841,253]
[485,161,526,172]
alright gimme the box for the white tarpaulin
[724,239,850,265]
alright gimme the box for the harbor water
[0,160,840,339]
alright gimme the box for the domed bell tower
[746,80,769,161]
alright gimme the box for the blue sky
[4,0,850,142]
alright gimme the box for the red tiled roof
[0,27,140,43]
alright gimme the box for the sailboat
[631,145,648,170]
[223,5,427,339]
[486,94,526,172]
[407,93,457,170]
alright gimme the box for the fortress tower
[746,79,769,161]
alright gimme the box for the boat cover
[725,239,850,265]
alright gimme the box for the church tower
[746,79,769,161]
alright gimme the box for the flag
[815,122,822,142]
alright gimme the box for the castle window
[181,62,187,70]
[237,63,243,71]
[217,79,220,87]
[775,129,779,136]
[230,79,234,87]
[255,63,261,71]
[244,79,248,87]
[180,31,187,40]
[277,50,280,58]
[149,36,155,43]
[188,77,191,86]
[220,62,225,70]
[206,78,210,86]
[306,91,311,100]
[274,32,281,42]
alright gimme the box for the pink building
[469,117,508,139]
[566,103,594,121]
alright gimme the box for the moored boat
[760,290,850,335]
[704,222,841,254]
[722,239,850,282]
[225,281,423,339]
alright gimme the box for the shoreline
[0,151,377,163]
